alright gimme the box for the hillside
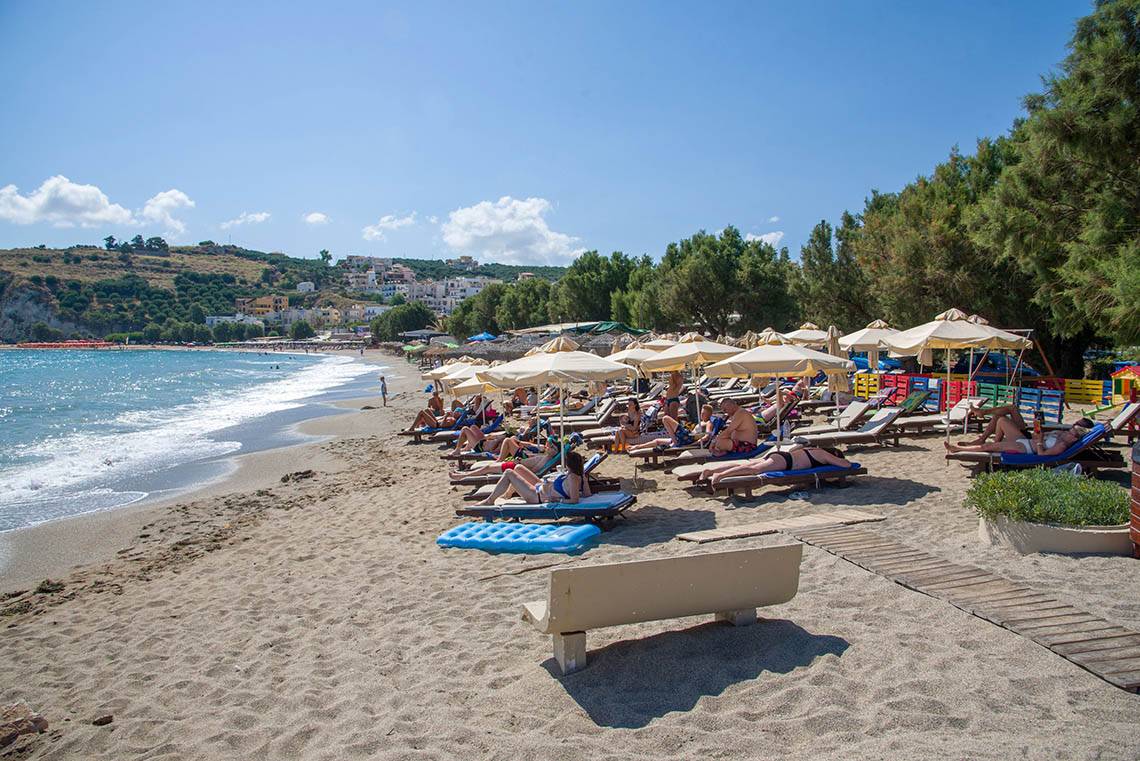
[0,243,338,342]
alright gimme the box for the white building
[344,269,380,292]
[205,314,265,328]
[296,281,315,293]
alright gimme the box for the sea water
[0,349,378,532]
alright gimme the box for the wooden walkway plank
[781,523,1140,694]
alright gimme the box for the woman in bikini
[703,445,853,488]
[449,438,557,480]
[475,450,591,506]
[627,404,716,455]
[945,417,1093,455]
[664,370,684,418]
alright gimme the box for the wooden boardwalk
[784,524,1140,693]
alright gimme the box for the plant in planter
[967,469,1131,555]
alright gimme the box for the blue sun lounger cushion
[437,522,602,554]
[456,491,637,522]
[1000,423,1107,466]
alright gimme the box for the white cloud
[221,211,271,229]
[139,189,196,236]
[441,196,583,265]
[0,175,134,227]
[362,212,417,241]
[427,215,439,224]
[768,215,780,223]
[746,231,785,247]
[303,211,330,225]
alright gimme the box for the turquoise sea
[0,349,379,532]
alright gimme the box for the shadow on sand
[683,475,938,510]
[552,618,849,728]
[599,504,718,548]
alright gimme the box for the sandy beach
[1,358,1138,759]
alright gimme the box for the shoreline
[0,348,417,590]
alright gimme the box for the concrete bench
[521,543,803,674]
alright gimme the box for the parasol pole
[946,347,952,443]
[560,383,566,471]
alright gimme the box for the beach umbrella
[640,333,742,410]
[734,330,760,349]
[706,343,856,441]
[825,325,850,394]
[641,337,676,351]
[840,319,899,372]
[784,322,828,347]
[754,327,788,346]
[606,345,659,369]
[880,308,1032,437]
[477,349,634,468]
[467,331,497,342]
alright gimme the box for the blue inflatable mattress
[437,522,602,553]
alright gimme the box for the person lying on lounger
[958,403,1030,445]
[475,450,591,506]
[449,437,557,479]
[702,445,852,488]
[945,417,1093,456]
[406,403,466,432]
[710,398,759,456]
[427,388,444,415]
[613,399,659,449]
[627,404,716,455]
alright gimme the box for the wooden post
[1130,444,1139,560]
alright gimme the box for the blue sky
[0,1,1088,265]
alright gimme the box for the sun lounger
[790,401,870,437]
[945,422,1125,473]
[796,407,905,448]
[891,396,985,435]
[661,435,778,473]
[708,462,867,498]
[1045,401,1140,442]
[450,439,576,485]
[521,544,803,674]
[398,413,473,443]
[456,490,637,524]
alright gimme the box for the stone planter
[979,515,1132,556]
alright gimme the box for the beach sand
[1,360,1138,759]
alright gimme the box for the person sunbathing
[475,450,591,506]
[704,445,852,488]
[945,417,1093,456]
[406,403,466,432]
[449,438,557,479]
[957,404,1029,445]
[427,389,444,415]
[710,398,759,456]
[613,400,661,449]
[627,405,715,455]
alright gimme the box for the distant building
[205,314,264,328]
[237,295,288,316]
[343,303,389,322]
[383,263,416,284]
[344,269,379,292]
[296,281,315,293]
[445,255,478,270]
[517,272,535,281]
[343,255,393,272]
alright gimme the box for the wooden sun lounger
[1044,402,1140,443]
[522,544,803,674]
[789,401,870,437]
[892,397,985,435]
[795,407,905,448]
[460,453,615,500]
[708,464,867,498]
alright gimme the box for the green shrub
[965,469,1129,527]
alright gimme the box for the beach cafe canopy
[706,342,856,440]
[467,331,497,342]
[784,322,829,347]
[879,308,1032,436]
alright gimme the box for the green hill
[0,243,338,342]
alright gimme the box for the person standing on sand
[379,375,388,407]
